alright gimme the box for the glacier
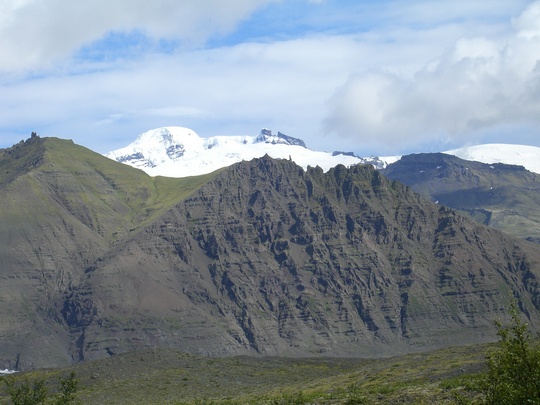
[106,126,540,178]
[106,127,383,177]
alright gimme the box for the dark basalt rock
[2,138,540,369]
[382,153,540,241]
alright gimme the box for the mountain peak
[108,127,203,169]
[106,126,365,177]
[255,129,307,148]
[0,133,48,185]
[137,126,200,145]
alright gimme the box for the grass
[41,137,221,229]
[0,343,492,404]
[0,136,223,247]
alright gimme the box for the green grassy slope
[0,136,221,368]
[0,136,220,245]
[38,137,220,238]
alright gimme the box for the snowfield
[444,144,540,174]
[106,126,540,177]
[106,127,373,177]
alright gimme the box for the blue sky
[1,0,539,156]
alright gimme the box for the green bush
[4,377,48,405]
[53,371,80,405]
[483,302,540,404]
[2,371,79,405]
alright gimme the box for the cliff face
[381,153,540,241]
[2,138,540,369]
[71,156,540,362]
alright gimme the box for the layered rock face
[382,153,540,241]
[75,156,540,362]
[2,137,540,369]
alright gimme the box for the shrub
[2,371,79,405]
[53,371,80,405]
[483,302,540,404]
[4,377,48,405]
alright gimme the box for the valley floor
[0,343,491,404]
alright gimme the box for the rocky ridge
[1,136,540,369]
[381,153,540,241]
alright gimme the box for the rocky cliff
[381,153,540,241]
[2,137,540,369]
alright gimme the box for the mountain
[381,153,540,242]
[105,126,384,177]
[0,135,216,368]
[445,144,540,174]
[2,135,540,371]
[107,128,540,179]
[106,128,540,241]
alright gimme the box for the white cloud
[324,1,540,154]
[513,0,540,38]
[0,0,278,71]
[0,35,369,151]
[1,0,538,157]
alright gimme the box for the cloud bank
[0,1,538,156]
[0,0,277,71]
[324,1,540,153]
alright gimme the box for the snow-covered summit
[256,129,307,147]
[444,144,540,174]
[106,127,540,178]
[107,127,202,169]
[106,127,373,177]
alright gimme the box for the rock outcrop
[2,137,540,369]
[382,153,540,241]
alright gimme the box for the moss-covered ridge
[0,135,220,369]
[0,135,219,243]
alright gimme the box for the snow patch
[444,144,540,174]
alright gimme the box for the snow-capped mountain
[106,127,383,177]
[443,144,540,174]
[106,127,540,178]
[372,144,540,174]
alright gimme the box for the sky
[1,0,540,156]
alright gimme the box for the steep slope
[2,137,540,370]
[61,156,540,362]
[0,135,217,369]
[381,153,540,241]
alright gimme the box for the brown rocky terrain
[381,152,540,242]
[1,136,540,369]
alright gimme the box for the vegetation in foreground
[2,371,79,405]
[2,302,540,404]
[0,344,487,404]
[483,302,540,404]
